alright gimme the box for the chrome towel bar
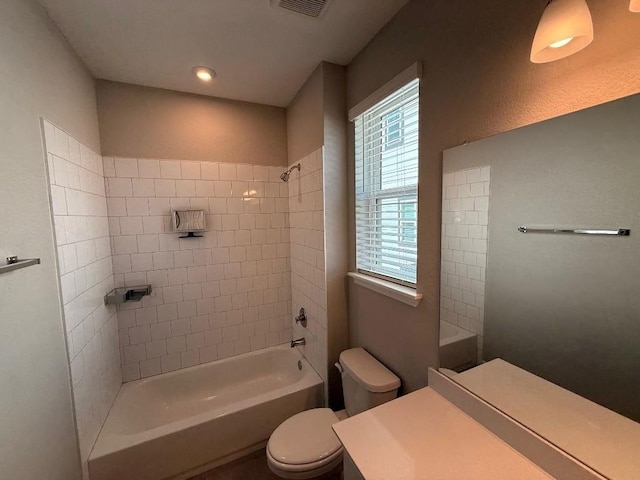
[518,226,630,236]
[0,257,41,275]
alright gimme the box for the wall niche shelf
[104,285,152,305]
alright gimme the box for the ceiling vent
[271,0,332,19]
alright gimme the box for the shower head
[280,163,301,182]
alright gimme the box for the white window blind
[354,78,419,286]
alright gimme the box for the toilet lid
[268,408,342,466]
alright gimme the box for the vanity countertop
[332,387,552,480]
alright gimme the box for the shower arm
[286,164,301,176]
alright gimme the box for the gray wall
[96,80,288,166]
[0,0,102,478]
[346,0,640,392]
[444,94,640,421]
[286,64,324,165]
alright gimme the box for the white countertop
[333,387,553,480]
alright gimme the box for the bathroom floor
[188,450,343,480]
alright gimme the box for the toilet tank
[339,348,401,416]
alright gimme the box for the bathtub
[89,344,323,480]
[439,320,477,371]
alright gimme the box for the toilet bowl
[267,348,400,479]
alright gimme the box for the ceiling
[38,0,409,107]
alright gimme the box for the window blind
[354,78,419,286]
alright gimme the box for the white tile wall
[104,157,292,381]
[441,166,490,360]
[289,148,327,383]
[43,120,120,480]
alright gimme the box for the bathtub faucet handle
[291,338,306,348]
[295,308,307,328]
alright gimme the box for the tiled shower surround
[103,157,293,381]
[43,121,121,477]
[289,148,327,383]
[441,166,490,358]
[44,134,332,476]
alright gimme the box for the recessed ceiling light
[192,66,216,82]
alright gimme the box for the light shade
[531,0,594,63]
[631,0,640,12]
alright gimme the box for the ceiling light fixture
[631,0,640,12]
[530,0,594,63]
[192,66,216,82]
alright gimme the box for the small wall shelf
[0,257,40,275]
[104,285,152,305]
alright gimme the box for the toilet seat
[267,408,343,479]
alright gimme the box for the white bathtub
[439,320,477,371]
[89,344,323,480]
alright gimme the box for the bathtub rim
[90,343,322,461]
[440,319,477,347]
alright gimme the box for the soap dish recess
[104,285,152,305]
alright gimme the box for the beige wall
[286,62,349,407]
[0,0,102,478]
[346,0,640,392]
[320,63,349,409]
[96,81,288,166]
[286,65,324,165]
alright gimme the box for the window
[384,109,403,150]
[354,77,419,286]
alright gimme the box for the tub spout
[291,338,306,348]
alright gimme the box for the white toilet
[266,347,401,479]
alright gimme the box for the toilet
[266,347,401,479]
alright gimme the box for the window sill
[347,272,423,307]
